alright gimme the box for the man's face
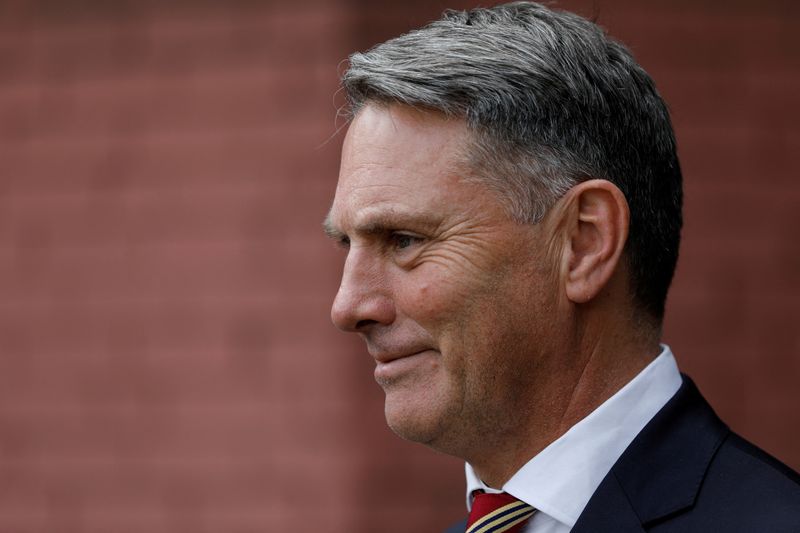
[327,105,564,458]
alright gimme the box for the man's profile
[324,2,800,531]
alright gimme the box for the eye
[391,232,423,250]
[337,235,350,249]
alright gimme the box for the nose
[331,248,395,332]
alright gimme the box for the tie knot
[466,492,536,533]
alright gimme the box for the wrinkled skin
[326,104,570,463]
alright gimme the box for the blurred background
[0,0,797,531]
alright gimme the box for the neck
[469,306,661,488]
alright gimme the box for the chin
[385,398,435,442]
[382,389,458,449]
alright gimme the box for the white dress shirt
[464,345,682,532]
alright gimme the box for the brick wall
[0,1,365,531]
[0,1,797,531]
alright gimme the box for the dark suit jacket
[443,376,800,532]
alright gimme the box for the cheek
[401,273,474,328]
[403,260,515,347]
[400,280,444,323]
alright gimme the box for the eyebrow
[322,208,442,241]
[322,212,344,240]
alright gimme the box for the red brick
[0,1,798,531]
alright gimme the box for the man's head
[342,1,682,322]
[326,2,682,481]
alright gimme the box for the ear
[560,179,629,304]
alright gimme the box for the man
[324,2,800,532]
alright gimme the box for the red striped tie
[466,492,536,533]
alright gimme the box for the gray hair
[341,1,683,321]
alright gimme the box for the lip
[369,347,429,364]
[373,349,433,383]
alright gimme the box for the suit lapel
[572,473,646,533]
[574,375,729,530]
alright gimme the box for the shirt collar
[465,345,682,528]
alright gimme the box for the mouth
[371,349,425,364]
[372,349,435,384]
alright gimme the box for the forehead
[328,105,480,232]
[339,104,469,179]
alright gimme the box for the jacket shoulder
[577,376,800,532]
[723,432,800,487]
[652,432,800,532]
